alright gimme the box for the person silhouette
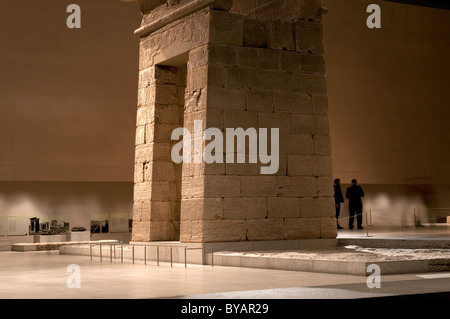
[345,179,365,230]
[333,178,344,229]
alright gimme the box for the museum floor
[0,225,449,299]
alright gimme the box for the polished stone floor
[1,225,449,299]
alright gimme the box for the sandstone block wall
[132,0,336,243]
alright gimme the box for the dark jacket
[345,184,364,209]
[334,184,344,204]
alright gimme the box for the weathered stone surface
[277,176,317,197]
[223,197,267,220]
[180,219,247,242]
[267,197,299,219]
[241,176,277,197]
[243,19,266,48]
[321,217,338,239]
[210,10,244,46]
[284,218,321,239]
[295,21,324,53]
[181,197,223,220]
[132,0,334,243]
[246,219,284,241]
[265,20,295,51]
[300,197,335,219]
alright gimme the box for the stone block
[204,175,241,197]
[154,84,179,105]
[136,125,146,146]
[317,176,334,197]
[131,221,151,242]
[206,108,224,130]
[138,85,156,108]
[246,91,274,112]
[180,219,247,242]
[295,21,324,53]
[223,197,267,220]
[313,135,331,155]
[284,218,321,239]
[277,176,317,197]
[287,155,332,176]
[265,20,295,51]
[226,162,261,176]
[267,197,299,219]
[251,69,291,92]
[291,114,330,135]
[300,53,326,74]
[188,66,208,92]
[189,45,209,69]
[237,47,259,69]
[280,134,314,155]
[137,107,151,126]
[207,87,246,111]
[134,164,144,183]
[181,198,223,221]
[208,44,239,67]
[208,65,225,88]
[138,66,155,89]
[246,219,284,241]
[181,176,205,199]
[321,218,337,239]
[152,180,178,202]
[243,19,266,48]
[280,51,300,73]
[292,73,327,95]
[311,95,328,116]
[258,112,291,136]
[133,182,152,202]
[241,176,277,196]
[300,197,335,218]
[210,10,244,46]
[155,104,183,125]
[258,49,280,70]
[223,109,258,129]
[225,67,250,89]
[274,93,312,114]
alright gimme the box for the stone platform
[58,230,450,276]
[12,240,118,252]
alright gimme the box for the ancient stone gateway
[131,0,336,244]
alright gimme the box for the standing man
[346,179,365,230]
[333,178,344,229]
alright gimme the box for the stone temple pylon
[131,0,336,243]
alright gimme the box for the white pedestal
[34,235,66,243]
[66,231,90,242]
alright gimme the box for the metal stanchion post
[110,245,112,263]
[211,249,214,267]
[144,246,147,266]
[121,244,123,263]
[132,245,135,264]
[170,247,173,267]
[184,247,187,269]
[365,211,369,237]
[157,246,159,266]
[90,243,92,261]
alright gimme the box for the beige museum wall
[322,0,450,186]
[1,0,449,232]
[0,0,141,182]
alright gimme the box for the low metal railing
[86,242,206,268]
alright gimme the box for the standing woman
[333,178,344,229]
